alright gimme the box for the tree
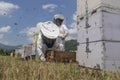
[65,39,77,51]
[0,49,10,56]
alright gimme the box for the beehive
[46,50,76,63]
[77,0,120,71]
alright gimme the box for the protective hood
[40,21,59,39]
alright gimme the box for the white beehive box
[77,10,103,43]
[15,47,24,58]
[23,45,32,58]
[77,0,120,16]
[77,11,120,43]
[77,0,120,71]
[15,45,32,58]
[77,41,120,71]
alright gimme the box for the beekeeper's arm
[37,32,43,55]
[36,22,43,56]
[59,25,69,39]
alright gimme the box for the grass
[0,56,120,80]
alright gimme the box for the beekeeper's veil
[54,14,65,26]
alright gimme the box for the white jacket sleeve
[58,24,69,38]
[37,32,43,56]
[37,22,44,56]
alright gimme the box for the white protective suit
[37,21,60,61]
[54,24,68,51]
[53,14,68,51]
[37,17,68,61]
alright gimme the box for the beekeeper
[37,21,60,61]
[37,14,68,61]
[53,14,69,51]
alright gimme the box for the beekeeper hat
[54,14,65,20]
[40,21,59,39]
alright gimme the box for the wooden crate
[46,50,76,63]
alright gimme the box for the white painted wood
[77,0,120,71]
[15,45,32,58]
[15,48,24,58]
[104,60,120,71]
[102,0,120,9]
[77,41,104,69]
[77,0,101,16]
[104,42,120,61]
[77,11,120,43]
[77,41,120,71]
[77,11,103,43]
[77,0,120,16]
[104,42,120,71]
[103,12,120,41]
[77,27,103,43]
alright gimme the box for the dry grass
[0,56,120,80]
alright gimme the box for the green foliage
[65,39,77,51]
[0,49,10,56]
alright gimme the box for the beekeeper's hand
[63,33,68,38]
[58,33,68,40]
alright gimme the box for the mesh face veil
[54,14,65,26]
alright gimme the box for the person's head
[54,14,65,26]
